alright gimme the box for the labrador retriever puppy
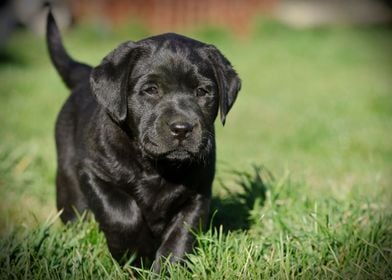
[46,10,240,271]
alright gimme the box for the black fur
[46,10,241,272]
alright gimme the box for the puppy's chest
[133,176,195,233]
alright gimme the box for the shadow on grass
[0,50,28,67]
[210,166,271,232]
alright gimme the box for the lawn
[0,19,391,279]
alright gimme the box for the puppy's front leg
[152,194,210,272]
[79,169,156,263]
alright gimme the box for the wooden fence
[70,0,276,35]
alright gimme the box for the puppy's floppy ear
[206,45,241,125]
[90,41,139,123]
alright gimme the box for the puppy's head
[90,33,241,162]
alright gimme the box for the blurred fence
[70,0,276,35]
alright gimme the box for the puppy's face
[128,41,219,160]
[90,34,241,162]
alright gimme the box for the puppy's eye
[196,87,209,97]
[142,86,158,95]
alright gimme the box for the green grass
[0,20,391,278]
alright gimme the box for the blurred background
[1,0,392,41]
[0,0,391,230]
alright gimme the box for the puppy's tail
[46,8,91,89]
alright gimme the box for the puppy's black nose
[169,122,194,140]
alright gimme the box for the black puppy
[46,11,240,271]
